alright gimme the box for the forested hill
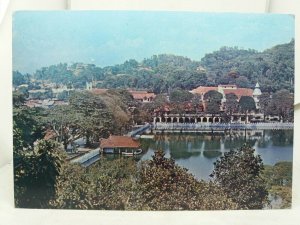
[201,40,294,93]
[13,40,294,93]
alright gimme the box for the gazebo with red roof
[100,135,141,154]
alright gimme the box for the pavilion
[100,135,141,155]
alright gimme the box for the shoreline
[152,122,293,132]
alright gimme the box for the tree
[200,41,294,93]
[235,76,250,88]
[191,94,204,113]
[239,96,256,113]
[154,94,169,110]
[210,144,268,209]
[204,90,223,115]
[224,93,238,117]
[13,92,45,152]
[57,90,69,100]
[258,92,271,120]
[13,92,61,208]
[270,89,294,122]
[44,105,79,150]
[262,161,292,208]
[50,157,138,210]
[69,91,114,146]
[169,88,193,103]
[168,89,194,114]
[130,150,237,210]
[50,151,238,210]
[15,140,64,208]
[13,71,26,87]
[44,90,134,149]
[101,90,132,134]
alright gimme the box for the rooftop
[129,90,156,100]
[191,85,253,99]
[100,135,141,149]
[223,88,253,99]
[91,88,108,95]
[190,86,218,95]
[44,130,58,140]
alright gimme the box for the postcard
[12,11,294,210]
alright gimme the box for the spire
[253,82,261,96]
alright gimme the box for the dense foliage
[169,88,194,103]
[263,161,292,208]
[210,144,269,209]
[50,157,138,209]
[14,140,64,208]
[13,40,294,93]
[239,96,256,113]
[43,90,134,149]
[204,90,223,114]
[201,40,294,92]
[131,151,237,210]
[50,151,237,210]
[13,92,45,152]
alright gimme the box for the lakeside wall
[152,122,293,131]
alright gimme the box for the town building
[100,135,141,155]
[25,99,69,108]
[191,84,254,101]
[51,85,74,99]
[86,81,93,90]
[128,90,156,103]
[90,88,156,103]
[152,83,263,124]
[90,88,108,95]
[190,83,261,109]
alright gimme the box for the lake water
[139,129,293,180]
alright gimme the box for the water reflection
[140,129,293,180]
[203,151,222,158]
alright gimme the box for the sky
[13,11,295,74]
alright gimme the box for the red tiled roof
[129,91,156,100]
[54,100,69,106]
[100,136,141,148]
[44,130,58,140]
[129,90,148,94]
[91,88,108,95]
[191,86,253,99]
[25,100,40,108]
[190,86,218,95]
[224,88,253,99]
[218,84,237,88]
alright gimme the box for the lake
[139,129,293,180]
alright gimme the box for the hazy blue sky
[13,11,294,73]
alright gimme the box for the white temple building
[253,82,262,109]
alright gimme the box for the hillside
[13,40,294,93]
[200,39,294,92]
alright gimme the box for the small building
[91,88,108,95]
[100,135,141,155]
[129,90,156,103]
